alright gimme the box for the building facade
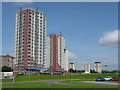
[47,34,68,72]
[14,7,46,71]
[0,55,14,69]
[69,63,75,70]
[84,64,90,73]
[94,62,102,73]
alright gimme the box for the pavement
[77,81,119,86]
[1,79,79,84]
[24,79,79,84]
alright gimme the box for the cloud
[3,0,33,2]
[68,51,118,70]
[15,2,32,6]
[68,51,80,60]
[2,0,120,2]
[3,0,33,6]
[68,51,88,70]
[99,30,119,47]
[100,59,118,70]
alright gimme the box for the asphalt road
[78,81,119,86]
[24,79,79,84]
[2,79,79,84]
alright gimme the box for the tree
[69,68,76,73]
[77,70,85,73]
[2,66,12,72]
[90,69,97,73]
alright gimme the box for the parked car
[110,77,119,81]
[104,76,112,81]
[96,77,105,81]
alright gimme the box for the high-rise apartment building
[47,34,68,72]
[84,64,90,73]
[69,63,75,70]
[94,62,102,73]
[14,7,46,71]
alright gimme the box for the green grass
[3,82,81,88]
[2,73,117,82]
[2,73,118,88]
[0,79,2,90]
[2,81,118,88]
[58,80,118,88]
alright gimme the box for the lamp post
[36,64,40,80]
[13,66,15,83]
[105,65,108,73]
[13,64,16,83]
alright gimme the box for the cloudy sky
[2,2,118,70]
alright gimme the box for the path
[77,81,119,86]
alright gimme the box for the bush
[2,66,12,72]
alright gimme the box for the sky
[2,2,118,70]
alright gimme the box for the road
[78,81,119,86]
[2,79,79,85]
[2,79,119,86]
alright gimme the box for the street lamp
[13,65,15,83]
[105,65,108,73]
[35,64,40,80]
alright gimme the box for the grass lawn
[1,73,119,88]
[2,73,117,82]
[58,80,118,88]
[3,82,83,88]
[2,81,118,88]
